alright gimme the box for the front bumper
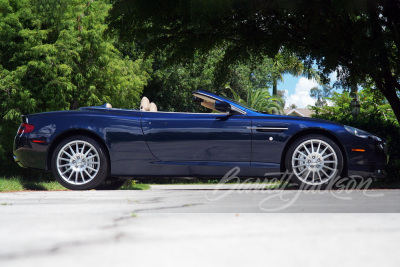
[345,135,387,178]
[347,167,386,179]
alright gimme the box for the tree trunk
[383,91,400,124]
[272,77,277,96]
[71,100,79,110]
[350,80,358,98]
[379,81,400,124]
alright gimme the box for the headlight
[344,125,370,138]
[344,125,383,142]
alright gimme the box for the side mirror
[214,100,231,113]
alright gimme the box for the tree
[310,85,333,107]
[140,49,284,113]
[271,52,320,96]
[228,87,284,114]
[310,87,400,181]
[277,89,287,108]
[108,0,400,123]
[143,50,222,112]
[311,86,397,124]
[223,55,284,114]
[0,0,150,168]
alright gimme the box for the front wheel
[285,135,343,189]
[51,135,109,190]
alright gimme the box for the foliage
[310,85,334,108]
[108,0,400,123]
[0,175,67,191]
[224,55,283,100]
[271,51,321,95]
[0,176,150,191]
[310,89,397,124]
[142,49,284,113]
[310,88,400,180]
[229,87,283,114]
[224,55,284,114]
[0,0,292,175]
[142,49,223,112]
[0,0,151,171]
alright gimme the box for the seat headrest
[149,102,157,112]
[140,97,150,111]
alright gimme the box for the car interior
[100,90,246,116]
[140,96,158,112]
[138,93,220,113]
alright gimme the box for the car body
[13,90,387,190]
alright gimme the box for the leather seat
[140,97,150,111]
[149,102,157,112]
[140,97,157,112]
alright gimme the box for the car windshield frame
[219,95,259,112]
[193,90,254,115]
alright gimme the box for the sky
[279,72,337,109]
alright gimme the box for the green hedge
[312,114,400,181]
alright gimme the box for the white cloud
[285,77,319,108]
[329,71,338,83]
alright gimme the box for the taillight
[18,123,35,134]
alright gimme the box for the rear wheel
[285,135,343,189]
[51,135,109,190]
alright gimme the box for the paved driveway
[1,187,400,266]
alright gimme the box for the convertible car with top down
[13,90,387,190]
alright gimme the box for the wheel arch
[280,128,348,176]
[46,129,110,172]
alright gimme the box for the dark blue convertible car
[13,90,387,190]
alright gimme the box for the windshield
[221,95,258,112]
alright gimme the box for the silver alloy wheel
[56,140,100,185]
[291,139,338,185]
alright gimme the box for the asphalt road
[1,186,400,267]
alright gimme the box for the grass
[0,177,66,192]
[0,176,150,192]
[1,176,398,192]
[121,182,151,190]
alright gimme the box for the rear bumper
[14,133,48,170]
[13,155,25,168]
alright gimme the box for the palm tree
[272,52,321,95]
[229,87,284,114]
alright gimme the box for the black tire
[285,134,344,189]
[51,135,109,190]
[94,178,127,190]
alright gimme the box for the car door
[141,112,251,162]
[249,116,291,164]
